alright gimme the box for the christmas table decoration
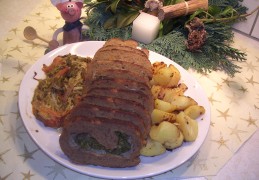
[83,0,258,76]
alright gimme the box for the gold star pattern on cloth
[0,0,259,179]
[21,170,34,180]
[18,145,39,162]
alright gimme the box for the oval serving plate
[19,41,210,179]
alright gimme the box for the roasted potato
[176,112,198,142]
[151,109,176,124]
[152,63,181,87]
[164,130,184,149]
[166,64,181,88]
[151,85,163,99]
[155,99,176,112]
[140,138,166,156]
[161,83,188,102]
[150,121,181,148]
[184,105,205,119]
[170,95,197,111]
[152,61,167,74]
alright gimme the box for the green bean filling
[74,131,131,155]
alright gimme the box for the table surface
[0,1,259,180]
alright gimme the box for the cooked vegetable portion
[31,54,92,128]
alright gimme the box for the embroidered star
[19,144,38,162]
[0,114,7,125]
[23,19,30,23]
[29,43,40,49]
[9,28,19,35]
[13,61,28,73]
[11,111,20,120]
[238,86,248,93]
[4,125,26,142]
[211,135,229,149]
[244,61,258,73]
[9,45,23,53]
[21,170,34,180]
[255,105,259,110]
[0,172,12,180]
[0,76,11,83]
[49,24,58,31]
[208,93,220,105]
[214,83,223,91]
[221,78,235,87]
[45,162,67,179]
[245,76,259,86]
[241,113,258,127]
[35,12,42,16]
[4,54,13,59]
[24,52,38,61]
[228,125,247,142]
[256,56,259,62]
[5,38,12,42]
[217,108,231,121]
[0,149,10,164]
[210,121,215,127]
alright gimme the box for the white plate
[19,41,210,179]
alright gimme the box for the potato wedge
[164,130,184,149]
[155,99,176,112]
[152,61,167,74]
[167,64,181,88]
[170,95,197,111]
[176,112,198,142]
[151,109,176,124]
[153,66,174,87]
[140,138,166,156]
[184,105,205,119]
[151,85,163,99]
[150,121,180,145]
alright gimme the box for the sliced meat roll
[59,38,153,168]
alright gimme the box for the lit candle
[132,12,160,44]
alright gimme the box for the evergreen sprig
[83,0,250,76]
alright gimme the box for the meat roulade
[59,38,153,167]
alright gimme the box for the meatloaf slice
[64,103,148,140]
[91,60,152,79]
[59,116,142,167]
[87,87,153,113]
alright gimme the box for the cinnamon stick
[158,0,208,21]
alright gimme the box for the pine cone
[185,17,207,52]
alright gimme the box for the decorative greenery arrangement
[83,0,256,76]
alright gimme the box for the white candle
[132,12,161,44]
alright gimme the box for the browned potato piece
[151,109,176,124]
[153,66,174,87]
[140,138,166,156]
[155,99,176,112]
[152,61,167,74]
[150,121,182,149]
[170,95,198,111]
[184,105,205,119]
[151,85,163,99]
[167,64,181,88]
[162,83,188,102]
[176,112,198,142]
